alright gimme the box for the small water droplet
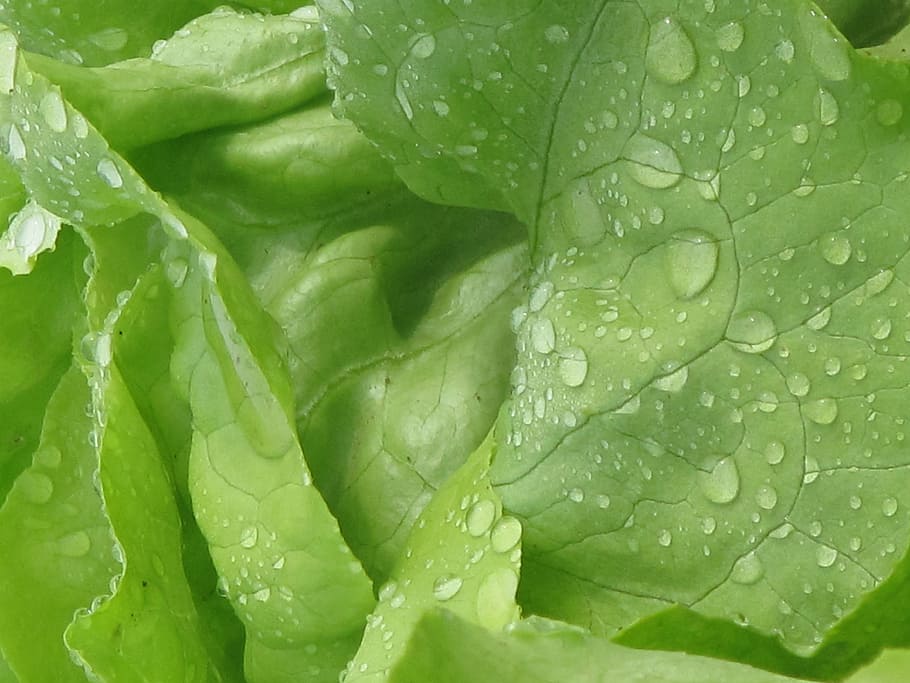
[567,487,585,503]
[39,90,68,132]
[804,398,838,425]
[698,457,740,504]
[7,124,25,160]
[666,230,719,299]
[731,552,764,584]
[96,158,123,189]
[432,574,464,601]
[791,123,810,144]
[646,17,697,85]
[882,497,899,517]
[816,545,838,568]
[253,587,271,602]
[528,281,554,312]
[657,529,673,546]
[466,500,497,537]
[765,441,786,465]
[544,24,569,44]
[716,21,744,52]
[727,310,777,353]
[817,89,839,126]
[490,516,522,553]
[166,259,188,288]
[849,495,862,510]
[240,526,259,549]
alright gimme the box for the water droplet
[883,497,899,517]
[716,21,744,52]
[490,516,522,553]
[7,124,25,160]
[625,133,683,189]
[411,34,436,59]
[698,457,740,504]
[253,587,271,602]
[18,471,54,504]
[756,485,778,510]
[876,99,903,126]
[849,495,862,510]
[824,357,841,376]
[666,230,719,299]
[646,17,697,85]
[702,517,717,534]
[653,365,689,392]
[775,39,795,63]
[820,234,851,265]
[36,446,62,468]
[731,552,764,584]
[466,500,497,537]
[791,124,810,144]
[817,89,839,126]
[96,158,123,189]
[799,8,851,82]
[727,310,777,353]
[816,545,838,568]
[804,398,838,425]
[786,373,811,397]
[544,25,569,44]
[765,441,786,465]
[596,494,611,509]
[432,574,464,601]
[528,281,554,312]
[530,318,556,354]
[737,74,751,98]
[558,347,588,387]
[748,106,766,127]
[56,530,91,557]
[872,318,892,340]
[39,90,67,132]
[240,526,259,549]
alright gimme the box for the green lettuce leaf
[319,0,910,675]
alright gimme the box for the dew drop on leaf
[804,398,838,425]
[715,21,744,52]
[765,440,785,465]
[530,317,556,354]
[817,88,839,126]
[731,552,764,584]
[727,310,777,353]
[466,499,497,537]
[558,347,589,387]
[816,545,838,568]
[819,234,851,265]
[883,497,899,517]
[876,99,903,126]
[665,230,719,299]
[56,530,91,557]
[646,17,697,85]
[96,158,123,189]
[786,372,811,397]
[490,516,522,553]
[624,133,683,189]
[7,124,25,160]
[39,90,67,132]
[698,457,740,504]
[799,7,851,82]
[432,574,464,601]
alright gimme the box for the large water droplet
[432,574,464,601]
[804,398,838,425]
[765,441,785,465]
[731,552,764,584]
[466,500,497,537]
[56,530,91,557]
[727,310,777,353]
[698,457,740,504]
[816,545,838,568]
[558,347,588,387]
[653,365,689,393]
[7,124,25,160]
[756,485,778,510]
[530,318,556,354]
[239,526,259,549]
[820,234,851,265]
[625,133,683,189]
[799,8,851,82]
[882,497,899,517]
[18,471,54,504]
[666,230,719,299]
[876,99,903,126]
[786,373,811,397]
[646,17,697,84]
[490,516,522,553]
[411,34,436,59]
[716,21,744,52]
[39,90,68,132]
